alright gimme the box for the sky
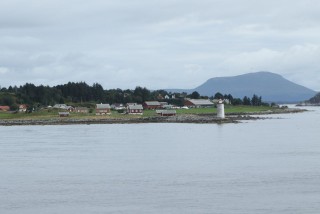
[0,0,320,91]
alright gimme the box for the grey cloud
[0,0,320,91]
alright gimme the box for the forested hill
[0,82,170,108]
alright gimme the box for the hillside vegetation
[308,93,320,104]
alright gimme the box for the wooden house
[159,102,168,107]
[74,107,89,113]
[18,104,28,112]
[143,101,161,110]
[127,104,143,115]
[96,104,111,115]
[184,99,214,108]
[111,103,125,110]
[0,106,10,111]
[53,104,74,112]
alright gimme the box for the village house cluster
[50,98,225,117]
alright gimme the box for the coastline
[0,108,306,126]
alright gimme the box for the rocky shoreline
[0,108,306,126]
[0,115,255,126]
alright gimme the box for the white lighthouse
[217,100,225,119]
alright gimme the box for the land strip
[0,107,306,126]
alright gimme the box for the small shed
[156,109,176,116]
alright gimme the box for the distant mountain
[166,71,317,103]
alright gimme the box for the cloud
[0,0,320,91]
[0,67,9,74]
[217,44,320,90]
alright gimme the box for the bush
[117,109,125,113]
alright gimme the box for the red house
[0,106,10,111]
[143,101,161,110]
[127,104,143,115]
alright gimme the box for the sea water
[0,107,320,213]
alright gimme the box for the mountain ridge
[165,71,316,103]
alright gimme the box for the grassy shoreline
[0,106,306,126]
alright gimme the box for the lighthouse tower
[217,100,225,119]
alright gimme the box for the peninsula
[0,106,306,126]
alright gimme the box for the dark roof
[128,104,143,110]
[96,104,111,109]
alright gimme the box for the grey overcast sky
[0,0,320,90]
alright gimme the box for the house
[161,104,174,109]
[65,106,74,112]
[0,106,10,111]
[212,99,230,105]
[18,104,28,112]
[58,112,70,117]
[159,102,168,107]
[74,107,89,113]
[156,109,176,116]
[164,95,170,99]
[127,104,143,115]
[143,101,161,110]
[53,104,67,109]
[111,103,125,110]
[184,99,214,108]
[126,103,138,107]
[53,104,74,112]
[96,104,111,115]
[157,94,164,100]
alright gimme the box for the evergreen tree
[243,96,251,105]
[214,92,223,99]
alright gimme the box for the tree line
[0,82,268,110]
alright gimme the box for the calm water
[1,107,320,214]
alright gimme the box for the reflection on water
[1,106,320,213]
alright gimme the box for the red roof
[0,106,10,111]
